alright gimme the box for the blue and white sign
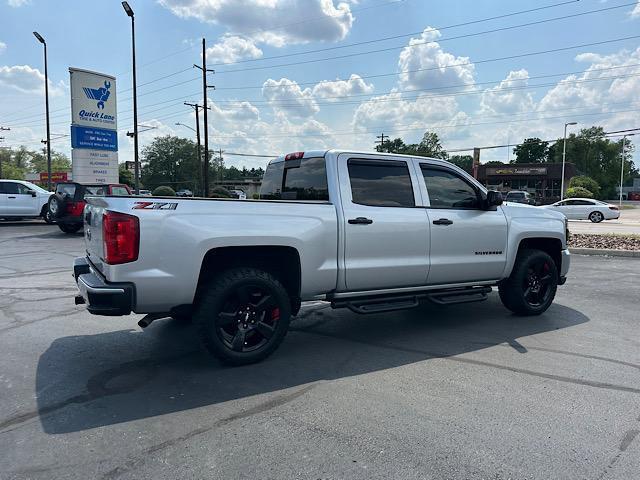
[71,125,118,151]
[70,68,117,129]
[70,68,119,184]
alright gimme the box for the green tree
[484,161,505,166]
[374,131,448,159]
[119,163,134,187]
[569,176,600,198]
[447,155,473,173]
[29,149,71,173]
[141,136,201,195]
[565,186,593,198]
[547,126,638,198]
[512,138,548,163]
[376,137,408,154]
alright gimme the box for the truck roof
[269,149,450,165]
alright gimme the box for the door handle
[8,196,16,199]
[433,218,453,225]
[348,217,373,225]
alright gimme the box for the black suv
[48,182,132,234]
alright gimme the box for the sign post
[69,68,118,184]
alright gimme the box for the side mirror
[486,190,503,209]
[30,191,37,197]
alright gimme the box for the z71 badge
[132,201,178,210]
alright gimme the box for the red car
[47,182,132,234]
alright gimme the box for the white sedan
[541,198,620,223]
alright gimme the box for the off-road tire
[194,267,292,365]
[499,249,558,316]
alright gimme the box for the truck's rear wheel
[194,267,291,365]
[498,249,558,316]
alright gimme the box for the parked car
[48,182,132,233]
[541,198,620,223]
[229,189,247,200]
[505,190,536,205]
[74,149,570,365]
[0,179,54,223]
[176,189,193,197]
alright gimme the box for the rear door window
[347,159,415,207]
[110,186,130,196]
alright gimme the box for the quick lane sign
[71,125,118,151]
[70,69,117,129]
[69,68,119,184]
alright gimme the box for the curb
[569,248,640,257]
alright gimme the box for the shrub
[569,176,600,198]
[209,186,232,198]
[565,186,594,199]
[251,193,260,199]
[152,186,176,196]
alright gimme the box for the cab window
[110,186,130,196]
[422,166,480,209]
[260,157,329,201]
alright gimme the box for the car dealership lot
[0,222,639,480]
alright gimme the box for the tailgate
[84,199,107,273]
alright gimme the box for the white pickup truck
[74,150,570,365]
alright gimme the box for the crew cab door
[337,153,429,291]
[418,163,508,285]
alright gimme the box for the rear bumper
[73,257,135,316]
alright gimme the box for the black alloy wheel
[216,284,281,353]
[195,268,292,365]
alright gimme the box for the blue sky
[1,0,639,169]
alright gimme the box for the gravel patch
[568,233,640,251]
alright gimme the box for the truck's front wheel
[194,267,291,365]
[498,249,558,316]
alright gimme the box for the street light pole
[560,121,577,201]
[33,32,51,191]
[122,2,139,194]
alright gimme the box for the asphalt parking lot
[1,222,639,480]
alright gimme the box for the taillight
[66,201,86,216]
[102,211,139,265]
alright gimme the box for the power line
[210,0,622,67]
[215,33,640,75]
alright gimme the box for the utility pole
[619,133,635,207]
[183,102,210,195]
[0,127,8,179]
[560,121,577,201]
[33,32,51,190]
[375,132,387,152]
[193,39,215,197]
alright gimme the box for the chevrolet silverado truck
[73,150,570,365]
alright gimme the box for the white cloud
[262,78,319,118]
[538,47,640,112]
[208,99,261,123]
[158,0,354,47]
[0,65,64,96]
[352,91,468,134]
[397,27,475,91]
[312,74,374,100]
[0,42,6,54]
[480,69,535,115]
[7,0,30,6]
[206,35,263,63]
[630,1,640,18]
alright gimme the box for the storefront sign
[71,149,118,184]
[486,167,548,176]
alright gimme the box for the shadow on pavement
[33,297,589,434]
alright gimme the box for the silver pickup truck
[74,149,570,365]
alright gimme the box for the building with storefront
[477,162,576,204]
